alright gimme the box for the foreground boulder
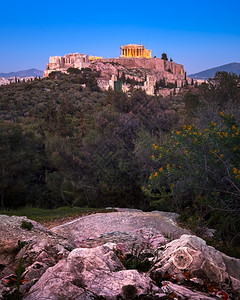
[0,215,73,299]
[151,235,240,299]
[1,212,240,299]
[24,243,161,300]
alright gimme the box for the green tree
[161,53,168,61]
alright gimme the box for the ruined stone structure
[120,44,151,58]
[89,55,103,61]
[43,53,90,77]
[43,45,190,95]
[144,75,156,95]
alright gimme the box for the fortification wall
[99,58,185,76]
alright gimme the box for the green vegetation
[161,53,168,61]
[21,220,33,230]
[116,243,160,272]
[0,70,176,210]
[2,207,114,223]
[0,70,240,252]
[145,112,240,239]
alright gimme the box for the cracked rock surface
[1,210,240,299]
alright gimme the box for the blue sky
[0,0,240,74]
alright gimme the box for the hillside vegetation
[0,69,240,249]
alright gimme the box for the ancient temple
[120,44,152,58]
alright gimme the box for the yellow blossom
[219,111,224,116]
[233,167,238,174]
[159,167,163,172]
[154,172,158,177]
[220,154,224,158]
[210,149,218,155]
[221,131,228,138]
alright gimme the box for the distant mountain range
[0,68,43,78]
[189,63,240,80]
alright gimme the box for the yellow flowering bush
[144,112,240,237]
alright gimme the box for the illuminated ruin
[120,44,152,58]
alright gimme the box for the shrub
[21,220,33,231]
[144,112,240,242]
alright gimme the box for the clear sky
[1,0,240,74]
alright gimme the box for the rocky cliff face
[43,54,188,91]
[92,58,186,86]
[1,210,239,299]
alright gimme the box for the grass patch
[1,206,115,224]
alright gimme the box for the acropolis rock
[43,44,189,95]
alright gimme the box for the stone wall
[44,53,90,77]
[98,57,185,76]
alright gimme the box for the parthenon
[120,44,152,58]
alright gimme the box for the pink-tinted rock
[151,235,240,298]
[24,243,160,300]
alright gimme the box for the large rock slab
[51,210,190,248]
